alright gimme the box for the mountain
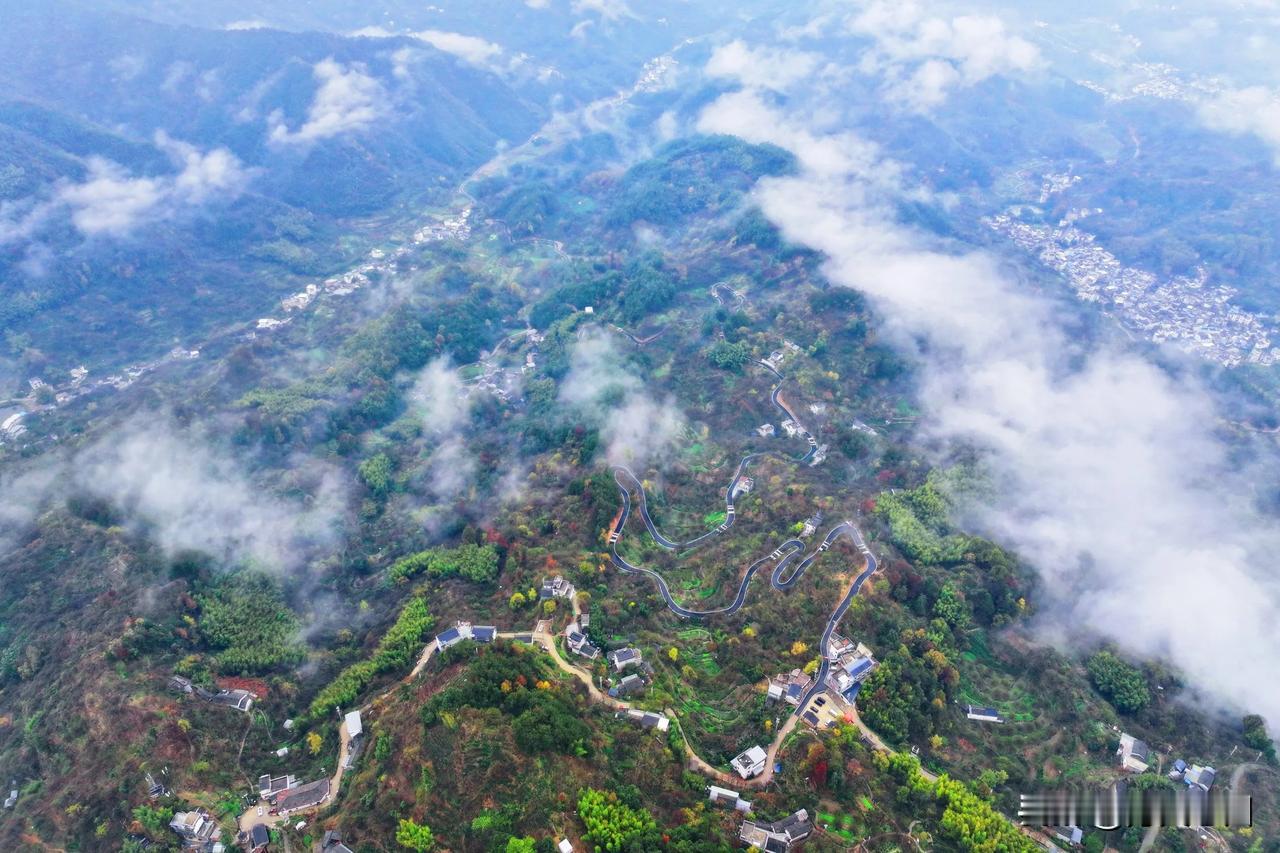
[0,3,545,377]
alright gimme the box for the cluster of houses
[798,512,823,539]
[706,785,811,852]
[606,647,648,698]
[565,619,601,661]
[823,634,877,702]
[1117,731,1216,792]
[168,675,255,713]
[434,621,497,652]
[767,669,812,707]
[761,341,801,372]
[739,809,813,852]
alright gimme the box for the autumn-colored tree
[307,731,323,755]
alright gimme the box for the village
[142,561,1223,853]
[987,207,1279,368]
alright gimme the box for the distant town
[988,204,1279,368]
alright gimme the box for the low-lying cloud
[698,61,1280,724]
[1197,85,1280,161]
[268,58,386,145]
[0,132,251,243]
[706,40,823,94]
[413,30,506,70]
[409,356,472,436]
[1,414,348,571]
[560,330,686,467]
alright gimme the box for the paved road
[610,362,820,550]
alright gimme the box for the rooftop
[277,778,330,812]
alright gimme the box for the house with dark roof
[1117,733,1151,772]
[434,625,464,651]
[209,687,255,712]
[249,823,270,851]
[608,673,645,698]
[258,773,297,801]
[1052,826,1083,847]
[739,808,813,852]
[277,778,330,813]
[768,669,813,707]
[565,622,600,660]
[1184,764,1216,792]
[731,745,768,779]
[965,705,1003,723]
[618,709,669,732]
[435,621,497,652]
[322,829,355,853]
[607,647,642,673]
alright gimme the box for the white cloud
[268,58,386,146]
[1196,86,1280,160]
[225,19,270,31]
[409,357,472,435]
[847,0,1040,109]
[560,330,687,467]
[1,132,251,242]
[154,132,253,205]
[526,0,551,8]
[2,415,348,571]
[412,29,505,69]
[57,161,166,237]
[571,0,635,21]
[348,25,396,38]
[706,40,822,93]
[698,79,1280,725]
[424,436,478,500]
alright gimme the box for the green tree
[1087,651,1150,713]
[196,573,302,674]
[359,452,394,497]
[577,788,660,852]
[705,340,751,371]
[397,818,436,851]
[131,804,174,837]
[1242,714,1275,759]
[505,838,537,853]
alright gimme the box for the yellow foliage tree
[667,647,679,662]
[307,731,324,755]
[790,641,808,657]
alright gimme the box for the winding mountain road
[605,361,880,728]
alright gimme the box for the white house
[731,745,768,779]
